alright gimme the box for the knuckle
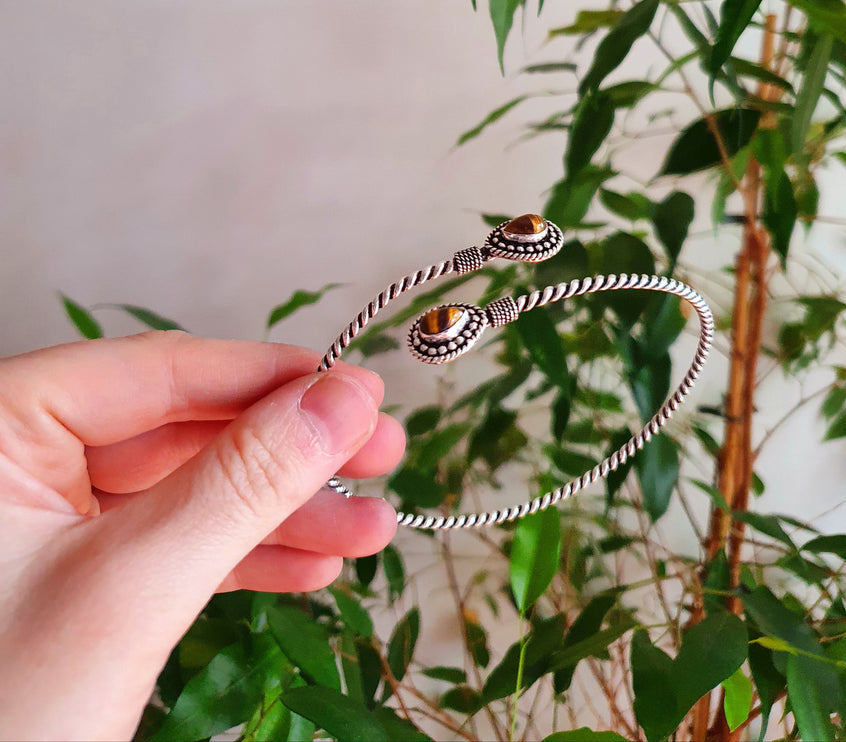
[214,425,291,520]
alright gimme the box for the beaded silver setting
[485,218,564,263]
[408,303,488,365]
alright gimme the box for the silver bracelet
[319,214,714,530]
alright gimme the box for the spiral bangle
[319,215,714,531]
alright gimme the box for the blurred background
[0,0,575,357]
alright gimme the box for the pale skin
[0,331,405,741]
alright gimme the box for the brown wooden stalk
[691,14,780,742]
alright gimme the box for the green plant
[64,1,846,740]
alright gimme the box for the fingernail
[299,373,377,455]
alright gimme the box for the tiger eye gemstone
[504,213,546,236]
[420,306,464,336]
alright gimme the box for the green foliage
[61,295,103,339]
[793,32,834,160]
[488,0,522,74]
[543,730,627,742]
[111,304,185,331]
[709,0,763,80]
[634,435,679,523]
[651,192,694,270]
[149,637,284,742]
[721,667,753,732]
[386,608,420,684]
[579,0,659,95]
[565,91,615,176]
[281,686,393,742]
[267,605,341,690]
[632,613,747,739]
[267,283,342,330]
[659,108,761,175]
[509,508,562,612]
[457,96,529,145]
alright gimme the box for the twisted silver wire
[318,258,455,372]
[320,263,713,531]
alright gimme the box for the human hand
[0,331,404,741]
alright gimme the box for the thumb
[16,369,383,740]
[102,368,381,606]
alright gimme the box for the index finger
[0,331,384,446]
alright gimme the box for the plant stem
[510,614,528,742]
[440,532,505,741]
[698,14,780,742]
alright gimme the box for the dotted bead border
[485,220,564,263]
[407,303,488,365]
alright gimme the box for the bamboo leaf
[659,108,761,175]
[554,593,617,693]
[489,0,522,74]
[721,667,754,731]
[748,632,786,739]
[600,188,655,221]
[634,431,679,523]
[549,10,623,37]
[763,170,797,267]
[733,511,797,550]
[61,295,103,339]
[112,304,185,331]
[440,685,484,714]
[793,32,834,159]
[603,80,657,108]
[522,62,577,74]
[579,0,659,94]
[465,618,491,668]
[667,4,709,53]
[825,411,846,440]
[545,166,615,228]
[371,707,434,741]
[405,406,442,437]
[566,91,615,176]
[482,614,567,700]
[267,283,342,329]
[675,612,749,714]
[631,630,676,740]
[458,96,529,145]
[543,730,627,742]
[468,407,528,472]
[550,617,636,672]
[652,190,695,268]
[709,0,763,77]
[387,607,420,685]
[281,686,391,742]
[786,0,846,43]
[383,544,405,601]
[803,533,846,558]
[515,305,568,386]
[421,666,467,683]
[329,588,373,638]
[355,554,377,589]
[786,654,836,742]
[730,57,795,93]
[510,508,562,611]
[150,640,281,742]
[388,466,447,509]
[267,606,340,690]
